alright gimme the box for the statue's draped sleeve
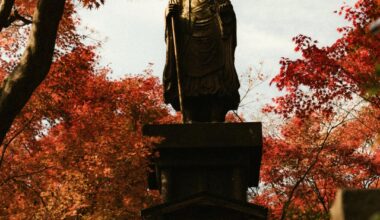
[163,6,180,109]
[216,0,239,102]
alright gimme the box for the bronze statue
[163,0,240,123]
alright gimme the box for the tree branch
[12,178,47,207]
[0,166,52,187]
[280,131,332,219]
[7,9,32,27]
[0,0,66,148]
[280,110,353,220]
[308,177,329,213]
[0,116,34,169]
[0,0,14,31]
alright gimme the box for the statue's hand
[219,3,233,15]
[218,3,234,39]
[168,4,180,17]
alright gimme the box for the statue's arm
[164,2,180,42]
[217,0,236,39]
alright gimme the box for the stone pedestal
[142,123,267,220]
[330,189,380,220]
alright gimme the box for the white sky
[78,0,356,115]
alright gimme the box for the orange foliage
[0,1,176,218]
[265,0,380,117]
[258,1,380,219]
[255,109,380,219]
[0,46,174,218]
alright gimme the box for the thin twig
[0,116,34,169]
[308,177,329,213]
[0,166,53,187]
[280,109,353,219]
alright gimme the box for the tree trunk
[0,0,66,149]
[0,0,14,31]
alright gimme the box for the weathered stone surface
[330,189,380,220]
[142,123,267,219]
[142,193,268,220]
[144,122,263,201]
[143,122,262,148]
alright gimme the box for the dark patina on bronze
[163,0,240,122]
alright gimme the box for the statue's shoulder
[215,0,232,5]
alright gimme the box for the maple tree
[265,0,380,117]
[252,106,379,219]
[0,0,180,218]
[257,0,380,219]
[0,0,64,150]
[0,0,107,156]
[0,45,175,218]
[0,0,378,219]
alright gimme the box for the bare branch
[333,99,376,128]
[232,110,244,122]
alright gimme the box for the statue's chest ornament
[181,0,217,19]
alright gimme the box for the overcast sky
[78,0,356,114]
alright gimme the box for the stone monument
[141,1,267,219]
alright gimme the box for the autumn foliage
[258,0,380,219]
[0,45,175,218]
[0,0,177,219]
[254,108,380,219]
[1,0,380,219]
[265,0,380,117]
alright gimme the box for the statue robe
[163,0,240,112]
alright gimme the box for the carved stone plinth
[330,189,380,220]
[142,123,267,220]
[142,193,267,220]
